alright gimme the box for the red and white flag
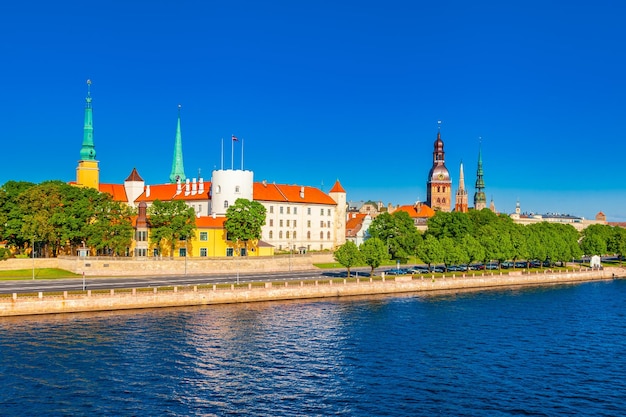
[232,135,238,141]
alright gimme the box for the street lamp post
[32,236,35,280]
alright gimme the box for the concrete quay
[1,267,622,317]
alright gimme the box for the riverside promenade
[1,266,622,317]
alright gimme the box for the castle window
[226,248,234,257]
[437,186,441,193]
[286,231,290,239]
[216,185,221,193]
[320,220,324,228]
[307,220,311,228]
[279,231,283,238]
[327,231,331,239]
[437,198,441,203]
[280,220,283,227]
[269,231,273,239]
[293,231,297,239]
[200,248,207,257]
[307,231,311,239]
[320,231,324,239]
[307,208,311,215]
[269,219,274,227]
[321,208,324,215]
[224,200,229,209]
[200,232,208,241]
[294,207,298,214]
[280,206,284,214]
[293,220,297,227]
[235,186,240,193]
[442,198,446,204]
[269,206,274,214]
[327,209,331,216]
[287,207,291,214]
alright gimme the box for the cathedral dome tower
[426,123,452,212]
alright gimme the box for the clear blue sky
[2,1,625,221]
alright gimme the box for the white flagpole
[231,135,234,170]
[221,138,224,170]
[241,138,244,170]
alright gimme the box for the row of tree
[334,209,626,274]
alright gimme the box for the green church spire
[169,104,186,183]
[79,79,96,161]
[474,142,487,209]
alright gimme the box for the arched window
[224,200,229,208]
[307,231,311,239]
[279,231,283,239]
[327,231,331,239]
[286,231,290,239]
[437,186,441,193]
[320,231,324,239]
[437,198,441,203]
[293,231,297,239]
[269,231,273,239]
[216,185,221,193]
[442,198,446,204]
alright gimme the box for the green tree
[359,237,389,276]
[148,200,197,258]
[526,224,548,267]
[461,234,485,268]
[0,180,35,252]
[440,236,467,271]
[369,211,421,262]
[426,211,474,241]
[609,227,626,266]
[86,199,135,256]
[334,241,364,277]
[224,198,267,255]
[416,235,444,271]
[19,181,66,257]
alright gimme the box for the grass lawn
[0,268,80,280]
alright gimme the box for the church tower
[454,161,468,213]
[75,79,100,189]
[329,180,347,247]
[426,123,451,212]
[473,146,487,210]
[169,104,187,183]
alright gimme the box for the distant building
[393,202,436,232]
[509,201,606,231]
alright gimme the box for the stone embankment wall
[1,268,622,317]
[0,253,336,276]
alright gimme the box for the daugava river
[1,280,625,416]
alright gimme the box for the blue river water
[1,279,625,416]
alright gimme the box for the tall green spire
[79,79,96,161]
[474,143,487,209]
[169,104,186,183]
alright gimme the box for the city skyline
[2,1,625,221]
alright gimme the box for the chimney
[300,186,304,199]
[199,178,204,194]
[185,178,190,196]
[192,178,197,195]
[146,185,151,198]
[176,178,182,194]
[262,179,267,187]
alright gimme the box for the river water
[1,280,625,416]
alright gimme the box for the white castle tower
[210,169,254,216]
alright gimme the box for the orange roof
[135,182,211,203]
[346,213,367,237]
[195,216,227,228]
[253,182,337,205]
[395,203,435,219]
[98,183,128,202]
[329,180,346,193]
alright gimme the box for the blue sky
[1,1,625,221]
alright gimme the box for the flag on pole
[232,135,238,141]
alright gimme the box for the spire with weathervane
[169,104,187,183]
[474,141,487,211]
[79,79,96,161]
[75,79,100,190]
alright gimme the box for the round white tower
[210,169,254,216]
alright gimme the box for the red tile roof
[253,182,337,205]
[329,180,346,193]
[395,203,435,219]
[135,183,210,203]
[346,213,367,237]
[98,183,128,202]
[196,216,227,228]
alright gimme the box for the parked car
[486,263,498,270]
[470,263,485,270]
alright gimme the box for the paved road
[0,267,377,294]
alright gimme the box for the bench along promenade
[1,267,622,317]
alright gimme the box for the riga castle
[74,81,346,258]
